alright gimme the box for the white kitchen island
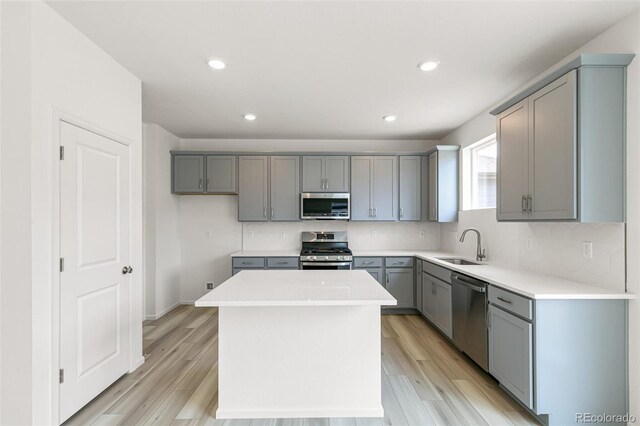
[195,270,397,419]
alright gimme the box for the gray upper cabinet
[206,155,237,194]
[399,156,421,221]
[270,156,300,221]
[492,54,633,222]
[350,156,397,221]
[302,156,349,192]
[424,146,459,223]
[172,155,205,194]
[497,71,577,221]
[238,156,269,221]
[497,100,530,220]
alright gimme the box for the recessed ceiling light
[244,114,257,121]
[418,60,439,72]
[383,115,397,122]
[207,58,226,70]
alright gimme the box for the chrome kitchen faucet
[459,228,486,262]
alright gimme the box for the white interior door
[59,122,131,423]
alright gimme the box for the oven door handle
[300,262,352,267]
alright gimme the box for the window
[462,134,497,210]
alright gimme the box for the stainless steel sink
[436,257,484,266]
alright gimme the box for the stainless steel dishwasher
[451,272,488,371]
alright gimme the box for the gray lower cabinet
[384,257,414,309]
[270,156,300,221]
[232,256,299,275]
[488,304,533,409]
[354,257,384,286]
[486,284,628,425]
[206,155,237,194]
[425,146,459,223]
[302,156,350,192]
[421,270,452,338]
[238,156,269,221]
[399,156,421,221]
[172,154,205,193]
[351,156,398,221]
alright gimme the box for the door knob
[122,266,129,274]
[128,266,133,274]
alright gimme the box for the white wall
[439,11,639,419]
[143,123,181,319]
[1,1,143,424]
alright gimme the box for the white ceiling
[48,1,639,140]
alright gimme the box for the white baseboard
[144,301,184,320]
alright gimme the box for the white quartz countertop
[195,270,398,307]
[231,250,634,300]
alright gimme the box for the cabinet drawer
[489,286,533,320]
[354,257,383,268]
[267,257,299,268]
[385,257,414,268]
[423,260,451,284]
[232,257,265,268]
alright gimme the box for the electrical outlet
[420,230,426,238]
[582,241,593,259]
[249,231,254,238]
[205,231,212,239]
[280,231,286,238]
[527,237,533,250]
[206,282,214,290]
[371,230,376,238]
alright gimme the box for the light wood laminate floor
[64,305,539,426]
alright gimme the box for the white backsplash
[440,208,626,291]
[242,221,441,251]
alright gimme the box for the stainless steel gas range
[299,231,353,270]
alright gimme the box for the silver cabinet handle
[399,207,403,218]
[528,195,532,213]
[276,261,287,265]
[497,296,512,304]
[198,178,203,189]
[432,283,437,294]
[241,261,251,265]
[325,178,329,189]
[271,207,274,218]
[373,208,377,218]
[521,195,527,214]
[206,178,210,192]
[393,261,402,265]
[369,208,372,218]
[386,274,389,284]
[363,261,374,265]
[263,207,267,218]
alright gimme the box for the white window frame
[462,133,497,211]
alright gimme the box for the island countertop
[195,269,397,307]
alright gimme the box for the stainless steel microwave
[300,193,350,220]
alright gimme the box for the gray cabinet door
[206,155,237,194]
[270,156,300,221]
[238,156,269,221]
[435,281,452,338]
[372,156,398,221]
[386,268,414,308]
[325,156,350,192]
[416,260,423,313]
[488,305,533,409]
[350,156,373,221]
[302,156,324,191]
[363,268,385,286]
[173,155,205,193]
[399,156,421,221]
[497,100,530,220]
[428,152,438,221]
[529,70,577,220]
[422,273,437,322]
